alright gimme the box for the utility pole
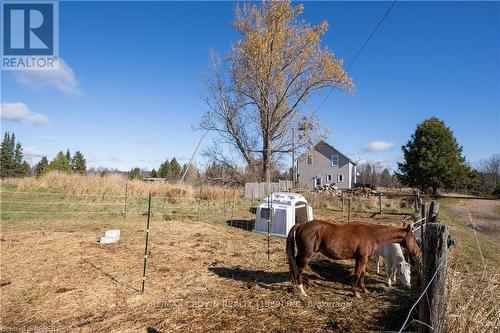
[179,131,207,184]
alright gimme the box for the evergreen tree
[71,151,87,174]
[65,149,71,161]
[169,157,182,181]
[129,167,142,180]
[47,151,72,173]
[158,160,170,178]
[150,168,158,178]
[13,142,29,177]
[20,161,31,177]
[396,117,472,195]
[0,132,15,178]
[1,132,30,178]
[35,156,49,177]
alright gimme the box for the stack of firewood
[314,185,377,197]
[314,184,341,195]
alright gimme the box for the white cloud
[24,146,45,158]
[0,102,49,125]
[363,141,394,153]
[12,58,82,96]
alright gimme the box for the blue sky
[1,1,499,171]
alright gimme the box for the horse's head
[401,223,421,257]
[398,261,411,289]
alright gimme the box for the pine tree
[1,132,29,178]
[169,157,182,181]
[396,117,472,195]
[158,160,170,178]
[65,149,71,161]
[48,151,72,173]
[71,151,87,174]
[20,161,31,177]
[150,168,158,178]
[35,156,49,177]
[0,132,15,178]
[129,167,142,180]
[14,142,25,176]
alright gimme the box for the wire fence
[0,189,254,224]
[2,188,475,331]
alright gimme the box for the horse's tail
[286,224,299,285]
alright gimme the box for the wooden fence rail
[244,181,292,199]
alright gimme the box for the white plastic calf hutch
[253,192,313,238]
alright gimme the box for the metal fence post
[378,193,382,214]
[348,198,351,223]
[141,192,152,293]
[123,183,128,217]
[268,193,272,261]
[223,190,227,216]
[197,182,203,221]
[230,188,236,227]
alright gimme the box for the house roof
[304,140,357,165]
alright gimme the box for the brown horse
[286,219,421,298]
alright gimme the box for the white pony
[374,219,412,289]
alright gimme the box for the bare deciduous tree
[201,0,353,181]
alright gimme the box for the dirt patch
[447,199,500,246]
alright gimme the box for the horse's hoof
[354,292,361,298]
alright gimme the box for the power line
[315,0,399,112]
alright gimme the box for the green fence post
[141,192,152,293]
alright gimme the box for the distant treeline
[0,132,87,178]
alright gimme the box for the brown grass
[302,192,414,214]
[1,203,421,332]
[444,248,499,332]
[1,172,240,202]
[1,176,498,332]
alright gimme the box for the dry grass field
[1,173,498,332]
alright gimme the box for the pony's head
[398,261,411,289]
[400,223,421,257]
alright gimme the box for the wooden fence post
[414,193,421,213]
[341,192,345,212]
[418,223,449,333]
[420,201,427,272]
[428,201,439,223]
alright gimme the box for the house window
[315,177,321,187]
[307,155,313,165]
[327,174,332,182]
[331,154,339,167]
[337,174,344,182]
